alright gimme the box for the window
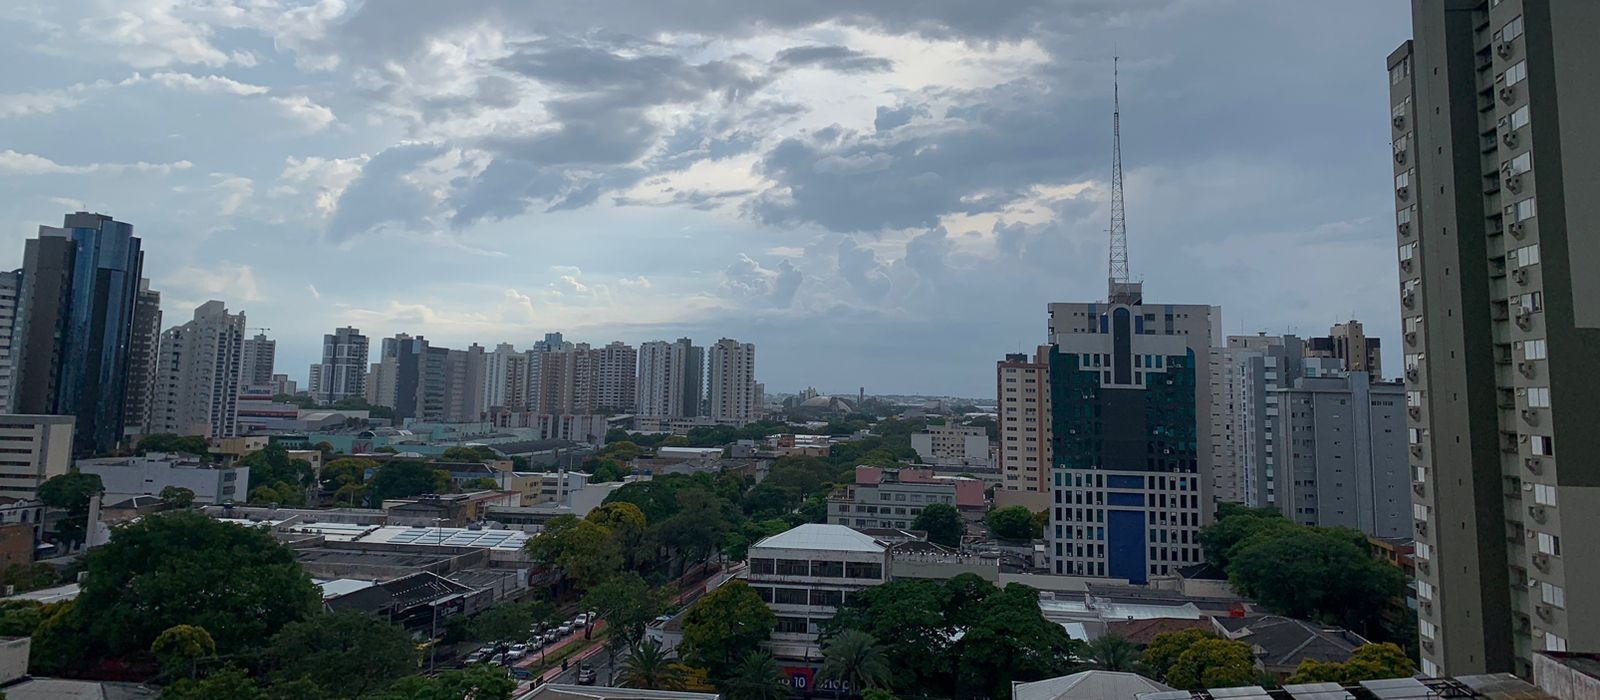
[1548,634,1568,652]
[1407,391,1423,407]
[1390,56,1410,85]
[1509,197,1538,222]
[1519,292,1543,312]
[1506,152,1532,175]
[1392,97,1409,121]
[844,562,883,579]
[1510,243,1541,267]
[1395,170,1412,190]
[776,559,809,576]
[1398,242,1416,262]
[1415,541,1432,560]
[811,560,843,578]
[1502,15,1524,42]
[1397,205,1415,226]
[1402,278,1420,297]
[1531,435,1554,456]
[1541,581,1565,607]
[1533,483,1556,506]
[1418,580,1434,600]
[1526,387,1550,408]
[1509,105,1530,130]
[1413,503,1430,521]
[1419,619,1436,640]
[1405,316,1423,334]
[1537,531,1561,556]
[773,587,809,605]
[1405,353,1423,370]
[809,589,843,607]
[775,617,809,634]
[1503,60,1527,86]
[750,558,775,575]
[1409,427,1425,445]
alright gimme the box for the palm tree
[618,640,687,690]
[819,629,893,693]
[722,651,788,700]
[1084,634,1140,672]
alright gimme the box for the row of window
[750,585,849,608]
[748,558,884,580]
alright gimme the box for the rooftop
[516,684,719,700]
[1137,674,1557,699]
[1014,670,1173,700]
[326,571,475,614]
[752,523,886,553]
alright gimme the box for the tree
[1164,638,1257,690]
[160,486,197,508]
[526,516,623,589]
[441,446,501,463]
[266,610,418,698]
[1226,525,1405,635]
[73,511,319,657]
[0,601,51,637]
[1287,643,1415,685]
[861,689,900,700]
[472,601,552,644]
[151,624,216,680]
[721,652,788,700]
[37,471,103,545]
[820,630,892,692]
[653,489,733,567]
[1083,633,1140,672]
[911,503,963,548]
[137,433,211,457]
[603,441,643,461]
[985,506,1040,540]
[1197,503,1291,569]
[367,461,451,502]
[583,573,665,651]
[1142,629,1216,684]
[242,443,315,495]
[955,584,1076,698]
[159,666,266,700]
[0,564,58,594]
[618,640,687,690]
[364,665,516,700]
[464,477,499,490]
[681,581,776,678]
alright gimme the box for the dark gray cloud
[873,104,928,132]
[327,143,449,240]
[775,45,893,73]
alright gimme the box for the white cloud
[618,276,652,289]
[307,283,322,300]
[0,150,193,176]
[271,95,337,131]
[122,71,270,96]
[0,85,96,118]
[167,263,263,302]
[278,154,369,217]
[78,0,235,68]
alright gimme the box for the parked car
[573,613,589,627]
[488,653,506,667]
[556,624,574,636]
[576,664,596,685]
[508,643,529,659]
[463,651,485,666]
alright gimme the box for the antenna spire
[1108,54,1130,299]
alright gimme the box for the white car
[573,613,589,627]
[508,643,529,658]
[557,624,574,636]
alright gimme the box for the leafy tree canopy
[266,610,418,698]
[137,433,211,458]
[440,445,501,463]
[985,506,1040,540]
[525,515,622,590]
[912,503,963,548]
[160,486,196,508]
[367,461,452,502]
[38,471,104,544]
[680,581,775,678]
[1287,643,1415,685]
[1163,638,1257,690]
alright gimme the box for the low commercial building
[325,571,484,636]
[746,524,889,660]
[77,453,249,505]
[380,490,521,527]
[1012,670,1173,700]
[517,685,719,700]
[1211,614,1366,679]
[826,466,983,531]
[1141,674,1556,700]
[910,423,991,468]
[0,415,73,500]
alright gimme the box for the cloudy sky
[0,0,1411,397]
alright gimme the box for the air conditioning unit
[1394,148,1407,164]
[1399,221,1412,236]
[1506,174,1523,192]
[1519,360,1538,378]
[1536,604,1554,621]
[1397,185,1410,200]
[1512,268,1529,285]
[1516,311,1534,330]
[1529,504,1548,523]
[1498,41,1515,59]
[1411,443,1425,457]
[1417,560,1431,575]
[1508,220,1526,238]
[1403,291,1417,308]
[1500,86,1517,104]
[1503,130,1519,147]
[1412,482,1425,496]
[1533,552,1551,570]
[1405,331,1418,346]
[1408,406,1422,420]
[1525,457,1542,473]
[1420,600,1433,615]
[1400,259,1414,272]
[1422,639,1436,653]
[1417,520,1429,536]
[1393,114,1406,130]
[1406,367,1420,381]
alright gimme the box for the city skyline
[0,2,1414,396]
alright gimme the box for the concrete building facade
[312,327,369,404]
[150,301,246,438]
[910,422,990,468]
[594,341,636,414]
[0,415,74,499]
[637,339,704,419]
[241,332,276,389]
[0,271,19,414]
[79,452,249,505]
[1307,320,1385,378]
[707,338,756,424]
[996,348,1052,509]
[746,525,889,658]
[121,279,162,438]
[1273,373,1410,538]
[1390,0,1600,677]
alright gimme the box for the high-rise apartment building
[707,338,756,424]
[0,415,74,499]
[995,348,1051,510]
[0,271,21,413]
[121,280,162,438]
[1209,334,1341,508]
[1307,320,1384,378]
[443,344,486,422]
[240,332,276,389]
[1042,288,1219,584]
[310,327,369,404]
[481,343,533,412]
[1390,1,1600,677]
[1273,372,1410,538]
[13,213,144,456]
[150,301,247,438]
[638,338,706,419]
[594,341,636,413]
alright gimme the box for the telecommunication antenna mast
[1107,55,1131,301]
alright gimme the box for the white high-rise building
[150,301,247,438]
[594,341,636,413]
[707,338,756,424]
[311,327,369,404]
[481,343,533,412]
[240,332,275,389]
